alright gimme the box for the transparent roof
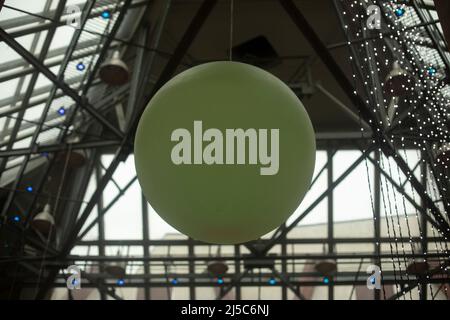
[0,0,134,186]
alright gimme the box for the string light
[394,7,405,18]
[427,66,437,77]
[338,0,450,299]
[76,62,86,71]
[101,9,111,19]
[57,107,66,116]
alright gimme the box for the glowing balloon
[134,61,315,244]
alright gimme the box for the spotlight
[57,107,66,116]
[101,9,111,19]
[407,260,429,276]
[384,61,414,97]
[76,62,85,71]
[315,259,337,276]
[394,7,405,17]
[427,66,437,76]
[105,260,127,278]
[31,204,55,236]
[207,261,229,277]
[99,51,130,86]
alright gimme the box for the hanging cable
[229,0,234,61]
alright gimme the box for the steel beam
[75,176,137,241]
[66,0,218,252]
[9,252,446,263]
[262,146,374,254]
[365,155,443,232]
[387,258,450,300]
[278,0,450,238]
[32,0,219,299]
[0,140,121,158]
[434,0,450,49]
[76,236,448,246]
[11,277,450,289]
[413,0,450,71]
[0,27,124,140]
[216,269,250,300]
[272,268,306,300]
[0,0,69,219]
[3,0,151,39]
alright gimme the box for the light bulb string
[382,0,449,297]
[420,148,450,299]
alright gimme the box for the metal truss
[0,0,449,301]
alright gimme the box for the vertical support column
[188,238,196,299]
[142,193,150,300]
[95,162,106,300]
[374,150,381,300]
[327,149,334,300]
[281,223,287,300]
[234,245,241,300]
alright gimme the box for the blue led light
[171,278,178,285]
[117,279,125,286]
[323,276,330,284]
[57,107,66,116]
[217,277,224,285]
[268,277,277,285]
[427,67,437,76]
[101,10,111,19]
[12,215,21,222]
[394,7,405,17]
[26,186,33,192]
[76,62,85,71]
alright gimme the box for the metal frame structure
[0,0,449,300]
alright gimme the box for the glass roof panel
[0,0,48,22]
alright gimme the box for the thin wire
[422,152,449,299]
[381,154,413,299]
[2,4,173,59]
[229,0,234,61]
[348,258,364,300]
[392,150,423,298]
[335,0,387,299]
[379,157,403,299]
